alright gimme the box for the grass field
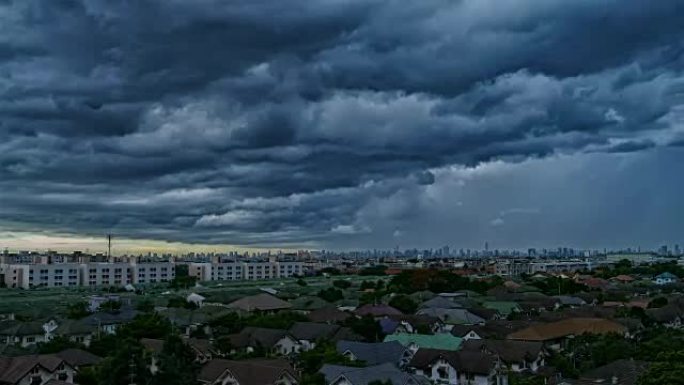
[0,274,388,319]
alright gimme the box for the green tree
[648,297,668,308]
[388,295,418,314]
[345,315,383,342]
[66,301,91,319]
[297,278,308,286]
[95,338,151,385]
[150,334,199,385]
[169,265,197,290]
[318,288,344,302]
[638,351,684,385]
[333,280,352,289]
[135,298,155,313]
[38,336,85,354]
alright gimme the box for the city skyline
[1,1,684,252]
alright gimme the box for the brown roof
[461,339,543,364]
[307,307,352,323]
[198,358,297,385]
[228,294,292,312]
[508,318,626,341]
[55,349,101,367]
[0,355,67,384]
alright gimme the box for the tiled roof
[462,339,543,364]
[570,359,649,385]
[354,304,402,317]
[508,318,626,341]
[307,307,352,323]
[199,358,296,385]
[227,327,292,349]
[336,340,407,366]
[289,322,347,341]
[320,362,428,385]
[228,294,292,312]
[55,349,101,367]
[384,332,462,351]
[0,354,65,384]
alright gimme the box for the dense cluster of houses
[1,267,682,385]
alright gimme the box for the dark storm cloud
[1,0,683,247]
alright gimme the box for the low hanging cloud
[1,0,684,248]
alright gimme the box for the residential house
[481,302,521,318]
[51,320,96,347]
[198,358,298,385]
[384,333,463,353]
[0,321,48,348]
[381,315,444,334]
[559,359,649,385]
[187,293,206,308]
[306,307,352,324]
[416,307,485,326]
[407,348,460,384]
[227,294,292,313]
[508,318,627,350]
[653,272,679,286]
[454,351,501,385]
[0,354,76,385]
[462,339,545,373]
[157,308,210,337]
[81,309,138,335]
[336,340,411,367]
[288,322,359,350]
[552,296,587,309]
[419,297,461,310]
[354,304,402,318]
[225,327,300,356]
[320,362,428,385]
[449,325,483,341]
[647,305,682,328]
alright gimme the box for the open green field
[0,274,388,319]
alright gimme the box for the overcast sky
[1,0,683,253]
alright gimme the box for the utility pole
[107,234,112,260]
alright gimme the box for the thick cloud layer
[1,0,683,248]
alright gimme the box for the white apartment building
[130,262,175,284]
[3,263,81,289]
[188,260,305,282]
[2,261,175,289]
[81,263,133,287]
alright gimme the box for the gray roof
[419,296,462,309]
[336,340,407,366]
[55,349,101,367]
[54,320,96,336]
[228,327,292,349]
[0,321,45,337]
[228,294,292,312]
[570,359,650,385]
[416,308,485,325]
[320,362,428,385]
[289,322,359,342]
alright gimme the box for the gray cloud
[1,0,683,248]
